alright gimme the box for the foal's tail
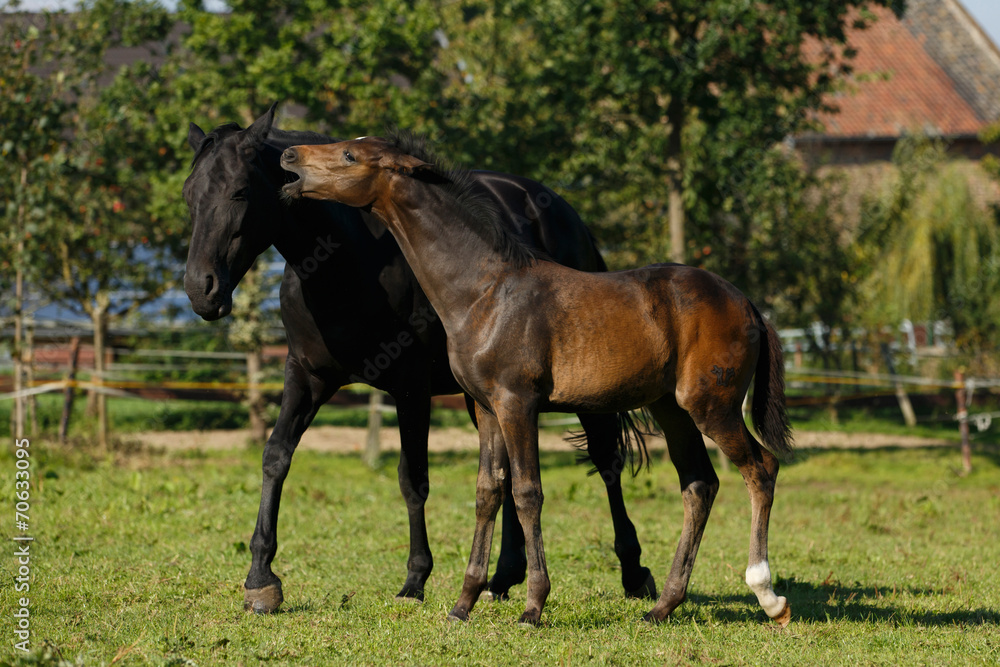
[749,304,794,458]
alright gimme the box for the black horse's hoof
[243,582,283,614]
[625,570,657,600]
[479,589,510,603]
[394,585,425,603]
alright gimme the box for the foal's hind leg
[577,412,656,600]
[641,396,720,622]
[707,418,790,626]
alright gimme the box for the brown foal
[281,136,794,627]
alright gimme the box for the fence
[2,323,998,473]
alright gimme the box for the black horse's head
[183,104,279,320]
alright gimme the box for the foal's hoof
[641,611,665,625]
[243,582,283,614]
[770,599,792,628]
[625,571,657,601]
[517,611,541,627]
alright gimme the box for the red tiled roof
[805,6,987,139]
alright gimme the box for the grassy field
[1,441,998,665]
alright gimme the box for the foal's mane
[385,128,541,269]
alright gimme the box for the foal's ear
[379,153,450,184]
[241,101,278,155]
[188,123,206,152]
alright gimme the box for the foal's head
[280,137,446,206]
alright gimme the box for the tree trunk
[246,349,267,444]
[11,165,27,440]
[92,299,109,449]
[25,321,37,436]
[954,370,972,475]
[666,98,686,265]
[60,336,81,444]
[880,342,916,427]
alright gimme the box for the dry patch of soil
[130,425,953,454]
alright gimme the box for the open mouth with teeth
[281,165,306,199]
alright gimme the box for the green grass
[1,442,998,665]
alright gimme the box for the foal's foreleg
[394,393,434,601]
[245,360,336,613]
[577,412,656,599]
[642,397,719,623]
[713,423,790,626]
[498,406,550,625]
[481,481,527,601]
[448,404,509,621]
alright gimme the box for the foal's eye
[232,187,249,201]
[344,150,355,163]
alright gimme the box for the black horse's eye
[232,187,249,201]
[344,150,355,163]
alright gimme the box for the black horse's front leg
[393,392,435,601]
[244,359,337,613]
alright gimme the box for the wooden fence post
[364,390,383,468]
[59,336,82,444]
[954,370,972,475]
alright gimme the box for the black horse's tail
[749,305,794,458]
[567,409,654,478]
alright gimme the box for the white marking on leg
[745,561,788,618]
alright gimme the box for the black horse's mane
[191,122,335,167]
[385,128,540,270]
[190,122,242,166]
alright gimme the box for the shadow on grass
[685,577,999,626]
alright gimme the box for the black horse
[183,104,656,613]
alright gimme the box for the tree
[1,5,73,439]
[430,0,902,273]
[2,0,185,446]
[855,134,1000,373]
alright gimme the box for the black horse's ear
[188,123,207,152]
[241,102,278,154]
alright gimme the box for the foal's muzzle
[280,148,306,198]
